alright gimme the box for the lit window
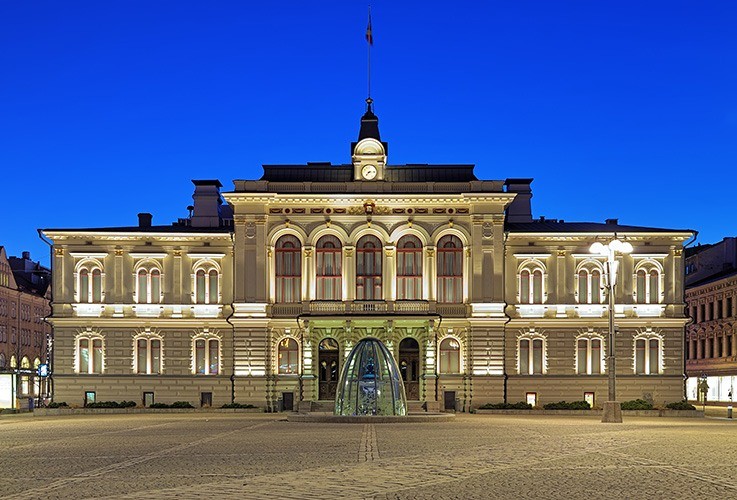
[437,235,463,303]
[519,265,544,304]
[635,263,661,304]
[439,337,461,374]
[316,235,342,300]
[275,235,302,303]
[77,335,104,374]
[20,356,30,369]
[194,337,219,375]
[78,264,103,303]
[278,338,299,374]
[136,268,162,304]
[634,336,661,375]
[576,337,603,374]
[135,336,163,374]
[577,266,603,304]
[518,335,545,374]
[396,235,423,300]
[356,235,382,300]
[194,266,219,304]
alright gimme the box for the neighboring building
[43,102,693,410]
[684,237,737,404]
[0,248,51,409]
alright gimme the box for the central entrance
[318,338,340,400]
[399,337,420,400]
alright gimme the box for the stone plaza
[2,413,737,499]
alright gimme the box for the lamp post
[590,237,633,423]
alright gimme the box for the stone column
[425,246,436,301]
[303,246,313,302]
[384,245,396,302]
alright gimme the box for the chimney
[504,178,533,223]
[605,218,618,225]
[138,213,153,228]
[191,180,223,228]
[22,251,30,260]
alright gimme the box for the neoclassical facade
[684,237,737,403]
[44,103,693,410]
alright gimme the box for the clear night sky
[2,1,735,266]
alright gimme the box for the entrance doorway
[318,338,339,400]
[444,390,456,411]
[399,337,420,400]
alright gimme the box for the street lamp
[590,237,633,423]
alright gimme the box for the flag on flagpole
[365,11,373,46]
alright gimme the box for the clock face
[361,164,378,180]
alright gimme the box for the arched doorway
[318,338,340,400]
[399,338,420,400]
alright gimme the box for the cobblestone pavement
[1,413,736,499]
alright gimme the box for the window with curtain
[194,337,220,375]
[519,267,544,304]
[439,338,460,373]
[194,267,219,304]
[137,268,161,304]
[356,235,382,300]
[437,235,462,303]
[275,235,302,303]
[316,235,342,300]
[519,337,545,374]
[636,265,661,304]
[78,265,103,303]
[77,336,104,374]
[135,337,162,374]
[635,336,661,374]
[576,337,602,374]
[577,268,602,304]
[397,235,423,300]
[278,338,299,374]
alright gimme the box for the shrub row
[85,400,137,408]
[664,400,697,410]
[543,400,591,410]
[221,402,258,409]
[620,399,653,410]
[477,401,532,410]
[149,401,195,409]
[47,401,69,408]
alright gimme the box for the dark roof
[686,268,737,288]
[42,225,231,234]
[506,220,694,234]
[260,164,477,183]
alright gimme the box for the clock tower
[352,98,388,181]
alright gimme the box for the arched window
[576,337,603,374]
[635,335,662,375]
[193,336,220,375]
[33,357,41,369]
[135,336,163,374]
[277,337,299,374]
[0,353,5,369]
[577,266,603,304]
[194,266,219,304]
[635,263,661,304]
[356,235,382,300]
[20,356,30,369]
[437,235,463,303]
[397,235,423,300]
[518,334,545,374]
[439,337,461,374]
[78,264,103,303]
[316,235,342,300]
[77,335,104,374]
[519,266,544,304]
[275,235,302,303]
[136,268,162,304]
[10,355,17,369]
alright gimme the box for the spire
[358,97,381,141]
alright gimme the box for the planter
[474,408,704,418]
[33,407,263,416]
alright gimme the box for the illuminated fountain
[334,337,407,416]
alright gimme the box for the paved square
[1,413,736,499]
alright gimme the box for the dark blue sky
[2,1,735,265]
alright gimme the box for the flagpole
[366,6,372,102]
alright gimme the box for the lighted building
[684,237,737,404]
[0,248,51,409]
[43,102,693,410]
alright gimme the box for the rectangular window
[151,339,161,373]
[728,298,733,318]
[80,339,90,372]
[196,339,206,374]
[137,339,147,373]
[93,339,103,373]
[584,392,595,408]
[519,339,529,374]
[143,392,155,407]
[591,339,601,374]
[648,339,659,374]
[84,391,96,406]
[526,392,537,407]
[577,339,587,374]
[532,339,543,374]
[635,339,646,374]
[208,339,219,375]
